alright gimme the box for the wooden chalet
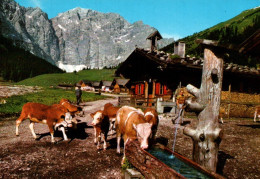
[78,80,95,91]
[79,80,92,87]
[101,80,113,92]
[116,32,260,95]
[112,78,130,94]
[92,81,102,91]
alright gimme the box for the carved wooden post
[184,44,223,172]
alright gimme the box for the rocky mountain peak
[0,0,174,72]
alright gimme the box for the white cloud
[30,0,42,8]
[162,33,182,40]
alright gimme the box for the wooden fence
[118,96,157,108]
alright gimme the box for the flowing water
[171,108,183,153]
[148,147,212,179]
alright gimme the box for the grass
[0,88,107,114]
[1,69,116,115]
[17,69,116,87]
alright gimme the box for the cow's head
[90,110,104,126]
[60,99,80,113]
[104,103,113,109]
[133,123,152,150]
[55,112,73,130]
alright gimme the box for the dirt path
[0,98,260,178]
[0,97,122,179]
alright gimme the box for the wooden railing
[118,96,157,108]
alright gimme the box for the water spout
[171,108,184,157]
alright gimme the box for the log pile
[221,91,260,118]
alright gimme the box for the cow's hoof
[103,148,107,151]
[16,134,19,136]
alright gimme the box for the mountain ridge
[161,6,260,67]
[0,0,174,72]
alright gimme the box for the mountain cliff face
[0,0,174,71]
[0,0,60,64]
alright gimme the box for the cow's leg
[122,136,129,165]
[116,133,121,154]
[29,121,37,139]
[220,117,224,124]
[109,118,116,134]
[94,127,97,144]
[102,134,107,150]
[254,111,257,122]
[109,122,113,134]
[97,132,101,150]
[60,126,68,141]
[16,112,27,136]
[47,122,55,143]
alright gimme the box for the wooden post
[183,48,223,172]
[152,81,155,98]
[228,84,231,119]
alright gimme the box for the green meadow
[17,69,116,87]
[0,69,115,114]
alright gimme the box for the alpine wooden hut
[116,31,260,97]
[101,80,113,92]
[112,78,130,94]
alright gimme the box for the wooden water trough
[125,140,225,179]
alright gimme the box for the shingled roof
[114,79,130,86]
[102,81,113,87]
[129,48,259,77]
[146,30,163,40]
[239,29,260,56]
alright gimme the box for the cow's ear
[90,113,94,118]
[133,124,137,130]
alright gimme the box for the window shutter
[135,85,139,95]
[155,83,160,95]
[141,84,145,95]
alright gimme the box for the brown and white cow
[254,106,260,122]
[144,107,159,142]
[103,103,120,133]
[115,106,152,164]
[16,102,73,143]
[90,110,110,150]
[59,98,83,128]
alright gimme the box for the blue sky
[16,0,260,40]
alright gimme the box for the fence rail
[118,96,157,108]
[221,100,260,106]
